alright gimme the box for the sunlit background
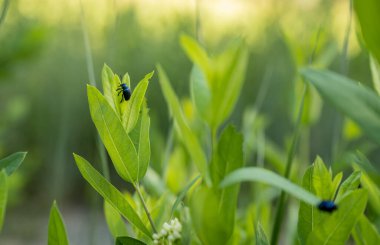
[0,0,373,244]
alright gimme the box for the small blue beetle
[116,81,131,102]
[317,200,337,213]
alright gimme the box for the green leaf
[255,223,270,245]
[191,126,245,245]
[301,68,380,145]
[0,171,7,232]
[352,215,380,245]
[115,236,146,245]
[370,56,380,95]
[101,64,121,114]
[210,40,248,129]
[331,172,343,200]
[122,71,154,133]
[306,190,368,245]
[181,35,248,130]
[102,64,115,107]
[0,152,27,176]
[104,200,128,239]
[359,169,380,215]
[220,167,320,205]
[312,156,334,200]
[180,35,212,82]
[128,105,150,181]
[48,201,69,245]
[87,85,138,183]
[190,65,211,121]
[190,186,231,245]
[157,65,210,186]
[353,0,380,64]
[171,175,200,217]
[335,171,361,202]
[298,167,318,245]
[73,154,151,237]
[211,125,244,185]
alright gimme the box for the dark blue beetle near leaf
[117,79,132,102]
[318,200,338,213]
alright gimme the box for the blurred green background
[0,0,376,244]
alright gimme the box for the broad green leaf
[104,200,128,239]
[48,201,69,245]
[87,85,138,183]
[73,154,151,237]
[0,171,7,232]
[157,65,210,186]
[211,40,248,129]
[370,56,380,95]
[301,68,380,145]
[190,186,232,245]
[122,71,154,133]
[335,171,361,202]
[191,126,244,245]
[211,125,244,185]
[0,152,27,176]
[353,0,380,64]
[128,105,151,181]
[307,190,368,245]
[171,175,200,217]
[115,236,146,245]
[255,223,270,245]
[352,215,380,245]
[220,167,320,205]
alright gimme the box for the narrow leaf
[255,223,270,245]
[122,71,154,133]
[220,167,320,205]
[87,85,138,183]
[0,171,7,232]
[115,236,146,245]
[301,68,380,145]
[307,190,368,245]
[73,154,151,237]
[335,171,361,202]
[48,201,69,245]
[157,65,210,186]
[0,152,27,176]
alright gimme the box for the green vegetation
[1,0,380,244]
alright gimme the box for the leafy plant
[63,34,380,245]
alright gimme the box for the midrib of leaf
[322,196,363,245]
[95,95,136,184]
[136,113,144,181]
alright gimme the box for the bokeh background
[0,0,375,244]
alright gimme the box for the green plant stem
[134,183,158,234]
[271,85,307,245]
